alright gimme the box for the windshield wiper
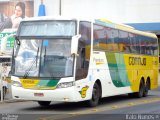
[23,47,39,79]
[23,57,37,79]
[43,46,46,66]
[36,47,39,67]
[15,36,20,45]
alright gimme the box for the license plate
[34,93,44,97]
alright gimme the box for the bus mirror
[14,35,20,45]
[14,35,17,40]
[71,35,81,55]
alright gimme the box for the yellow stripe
[20,79,39,89]
[124,54,158,92]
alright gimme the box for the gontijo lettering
[129,57,146,66]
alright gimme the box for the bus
[10,17,159,107]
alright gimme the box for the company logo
[93,58,105,65]
[79,86,89,98]
[129,57,146,66]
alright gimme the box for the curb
[0,99,28,104]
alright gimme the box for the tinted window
[76,21,91,80]
[93,24,158,56]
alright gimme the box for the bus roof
[23,16,74,21]
[21,16,157,39]
[95,19,157,39]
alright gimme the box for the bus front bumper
[11,86,79,102]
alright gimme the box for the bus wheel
[87,82,100,107]
[143,80,150,97]
[37,101,51,107]
[135,81,145,98]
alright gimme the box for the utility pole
[59,0,61,16]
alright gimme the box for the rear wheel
[143,80,150,97]
[135,81,145,98]
[37,101,51,107]
[87,83,100,107]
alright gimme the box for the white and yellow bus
[11,17,159,107]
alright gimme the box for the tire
[135,81,145,98]
[87,83,100,107]
[143,80,149,97]
[37,101,51,107]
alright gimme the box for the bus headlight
[56,81,75,88]
[11,81,22,87]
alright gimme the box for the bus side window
[76,21,91,80]
[76,41,88,80]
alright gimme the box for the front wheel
[37,101,51,107]
[87,83,100,107]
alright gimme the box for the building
[0,0,160,51]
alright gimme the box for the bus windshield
[12,20,76,78]
[18,20,76,37]
[13,39,73,78]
